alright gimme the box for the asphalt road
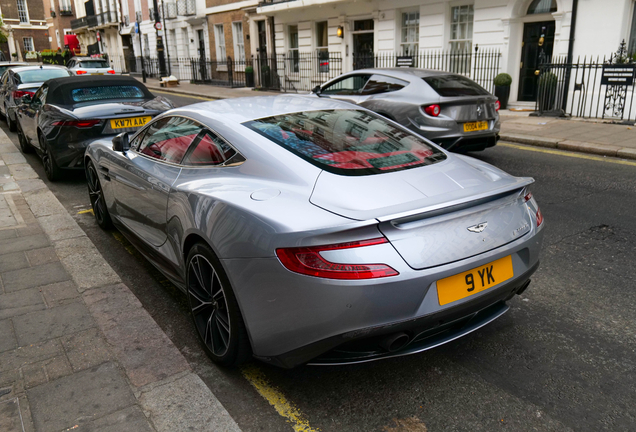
[4,92,636,432]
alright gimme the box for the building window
[450,5,473,52]
[316,21,329,72]
[59,0,72,14]
[232,22,245,62]
[214,24,226,62]
[400,12,419,56]
[289,25,299,73]
[23,37,34,52]
[143,34,150,56]
[527,0,557,15]
[17,0,29,23]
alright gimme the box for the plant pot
[494,85,510,110]
[245,71,254,87]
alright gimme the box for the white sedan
[66,57,115,76]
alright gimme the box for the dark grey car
[0,65,72,131]
[312,68,500,152]
[16,75,174,180]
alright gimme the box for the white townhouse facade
[71,0,126,62]
[254,0,636,106]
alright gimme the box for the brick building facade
[0,0,51,59]
[42,0,76,50]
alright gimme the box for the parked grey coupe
[0,65,72,132]
[311,69,500,152]
[16,75,174,181]
[85,96,543,368]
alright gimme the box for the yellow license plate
[92,73,104,75]
[110,116,151,129]
[437,255,514,306]
[463,121,489,132]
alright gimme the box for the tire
[86,160,113,229]
[16,120,32,154]
[6,108,16,132]
[40,133,62,181]
[186,242,251,367]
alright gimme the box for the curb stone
[500,133,636,160]
[0,128,241,432]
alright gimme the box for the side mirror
[312,85,321,95]
[21,94,32,104]
[112,132,130,152]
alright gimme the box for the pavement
[140,78,636,160]
[0,129,241,431]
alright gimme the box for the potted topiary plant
[245,65,254,87]
[493,73,512,109]
[537,72,558,112]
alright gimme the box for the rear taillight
[523,192,533,202]
[76,70,87,75]
[276,238,398,280]
[13,90,35,99]
[107,70,115,74]
[495,100,501,111]
[536,208,544,227]
[52,119,100,128]
[423,104,441,117]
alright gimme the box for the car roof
[170,95,363,125]
[351,68,457,81]
[44,75,152,105]
[70,57,105,61]
[0,62,28,66]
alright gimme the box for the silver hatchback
[312,68,500,152]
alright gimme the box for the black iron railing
[353,49,501,93]
[255,52,343,91]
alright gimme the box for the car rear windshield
[424,75,490,97]
[17,69,71,83]
[244,109,446,176]
[71,85,146,102]
[78,60,110,68]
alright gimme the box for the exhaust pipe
[379,332,410,353]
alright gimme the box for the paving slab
[0,398,26,432]
[0,319,17,353]
[7,164,38,181]
[22,189,66,217]
[0,288,46,320]
[1,261,70,293]
[25,247,58,267]
[60,328,114,373]
[40,280,81,307]
[54,237,121,291]
[12,302,95,346]
[138,372,241,432]
[37,212,86,241]
[27,362,137,432]
[78,405,154,432]
[0,252,29,273]
[0,235,50,257]
[0,339,63,373]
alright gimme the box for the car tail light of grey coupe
[85,96,544,368]
[16,75,174,181]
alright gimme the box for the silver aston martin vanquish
[85,96,544,368]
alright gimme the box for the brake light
[52,119,100,128]
[536,208,544,227]
[13,90,35,99]
[276,238,398,280]
[107,70,116,74]
[76,70,87,75]
[495,100,501,111]
[523,192,533,202]
[423,104,441,117]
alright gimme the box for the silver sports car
[312,69,500,152]
[85,96,544,368]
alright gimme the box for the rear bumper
[260,261,537,368]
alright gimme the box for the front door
[518,21,555,101]
[352,19,374,70]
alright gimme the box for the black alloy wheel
[186,243,251,367]
[6,107,16,132]
[40,134,62,181]
[86,160,112,229]
[16,120,32,153]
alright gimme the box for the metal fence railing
[353,49,501,93]
[255,52,343,92]
[536,53,636,121]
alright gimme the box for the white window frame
[400,10,420,56]
[449,4,474,52]
[232,21,245,64]
[214,24,227,71]
[17,0,30,24]
[288,24,299,75]
[23,37,34,52]
[315,21,329,73]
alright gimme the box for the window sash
[17,0,29,23]
[215,25,226,62]
[450,5,474,50]
[401,11,419,55]
[232,22,245,62]
[23,37,34,52]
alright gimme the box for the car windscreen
[423,75,490,97]
[17,69,71,84]
[71,85,146,102]
[244,109,446,176]
[78,60,110,68]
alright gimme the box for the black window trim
[130,114,245,168]
[320,73,372,95]
[360,73,410,95]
